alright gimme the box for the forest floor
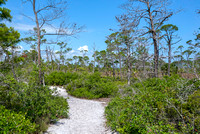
[45,86,112,134]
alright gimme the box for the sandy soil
[45,86,112,134]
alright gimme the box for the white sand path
[45,86,112,134]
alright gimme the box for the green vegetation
[1,0,200,133]
[0,105,36,134]
[161,63,178,75]
[45,71,79,86]
[66,72,120,99]
[105,76,200,133]
[0,75,69,133]
[45,71,124,99]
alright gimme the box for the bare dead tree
[121,0,173,77]
[116,15,136,85]
[135,37,151,78]
[22,0,83,85]
[48,46,54,71]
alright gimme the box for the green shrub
[66,72,119,99]
[45,71,79,85]
[0,105,36,134]
[105,76,200,134]
[45,71,66,85]
[20,85,68,120]
[65,72,79,84]
[0,76,69,133]
[161,63,178,75]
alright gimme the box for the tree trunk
[119,55,122,80]
[6,51,17,81]
[106,64,109,77]
[75,61,77,71]
[168,41,171,76]
[46,46,49,67]
[57,59,60,71]
[50,48,54,71]
[117,46,122,80]
[11,49,17,81]
[180,49,183,75]
[112,58,115,78]
[127,64,131,85]
[42,72,45,86]
[148,2,158,77]
[93,52,96,73]
[127,41,131,85]
[33,0,42,85]
[142,56,146,77]
[154,44,159,77]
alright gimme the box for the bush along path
[45,86,112,134]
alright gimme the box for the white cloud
[54,50,59,53]
[69,50,75,53]
[78,45,88,51]
[66,50,79,57]
[13,23,35,31]
[7,45,23,52]
[28,48,35,52]
[16,45,23,52]
[9,23,61,33]
[15,15,24,21]
[43,26,58,33]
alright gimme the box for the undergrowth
[105,75,200,134]
[0,75,69,133]
[65,72,123,99]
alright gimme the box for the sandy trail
[46,86,112,134]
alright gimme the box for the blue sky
[3,0,200,58]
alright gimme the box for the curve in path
[46,86,112,134]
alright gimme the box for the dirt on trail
[45,86,112,134]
